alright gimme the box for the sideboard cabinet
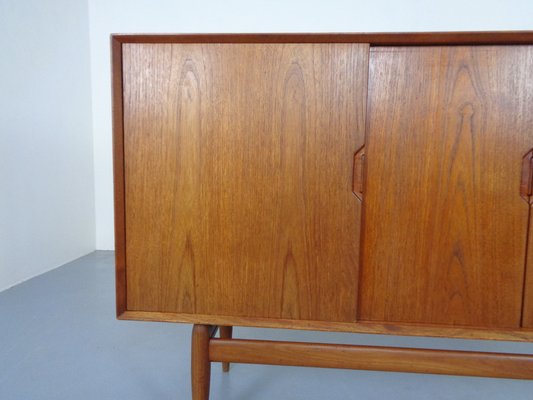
[112,32,533,399]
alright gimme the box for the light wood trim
[111,36,126,316]
[111,31,533,45]
[119,311,533,342]
[209,338,533,379]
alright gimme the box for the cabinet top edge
[111,31,533,45]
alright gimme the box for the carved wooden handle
[521,149,533,203]
[352,145,365,201]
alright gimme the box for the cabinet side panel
[112,38,126,316]
[360,46,533,328]
[122,43,368,322]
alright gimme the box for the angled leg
[191,325,215,400]
[219,326,233,372]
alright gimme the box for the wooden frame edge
[111,36,127,317]
[119,311,533,342]
[110,31,533,45]
[113,31,533,341]
[209,337,533,379]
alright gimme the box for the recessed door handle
[521,149,533,203]
[352,145,365,201]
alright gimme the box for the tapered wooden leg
[191,325,214,400]
[219,326,233,372]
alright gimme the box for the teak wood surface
[122,43,368,322]
[360,46,533,328]
[113,32,533,342]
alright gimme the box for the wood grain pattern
[209,338,533,379]
[113,34,533,342]
[119,310,533,342]
[360,46,533,328]
[112,31,533,45]
[122,43,368,322]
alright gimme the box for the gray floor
[1,252,533,400]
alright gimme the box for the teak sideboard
[112,32,533,399]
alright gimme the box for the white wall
[0,0,95,291]
[89,0,533,249]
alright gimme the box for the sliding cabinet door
[360,46,533,328]
[122,43,368,322]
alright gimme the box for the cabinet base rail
[191,324,533,399]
